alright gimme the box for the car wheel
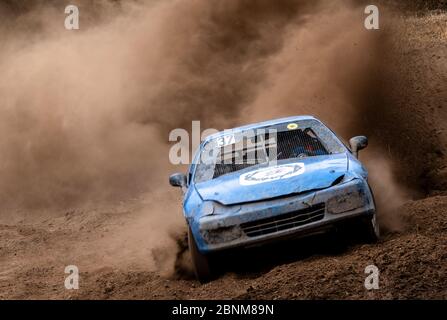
[188,226,213,283]
[361,214,380,243]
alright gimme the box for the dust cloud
[0,0,430,274]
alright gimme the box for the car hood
[195,153,348,205]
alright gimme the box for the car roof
[203,115,321,143]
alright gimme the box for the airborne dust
[0,0,437,275]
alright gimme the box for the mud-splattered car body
[170,115,378,280]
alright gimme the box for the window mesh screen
[276,129,328,160]
[212,129,328,179]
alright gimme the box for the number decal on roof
[215,134,236,148]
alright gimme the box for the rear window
[194,119,345,183]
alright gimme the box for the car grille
[240,203,325,237]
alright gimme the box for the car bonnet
[194,153,348,205]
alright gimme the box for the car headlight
[201,226,243,244]
[327,189,366,214]
[200,201,241,217]
[201,201,215,216]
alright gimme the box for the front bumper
[191,178,375,253]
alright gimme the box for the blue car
[169,116,379,282]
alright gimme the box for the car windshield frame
[192,119,347,184]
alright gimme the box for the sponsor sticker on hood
[239,163,305,186]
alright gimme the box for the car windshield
[194,119,346,183]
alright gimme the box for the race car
[169,116,379,282]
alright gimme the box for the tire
[188,226,213,283]
[364,184,380,243]
[361,213,380,243]
[335,214,380,246]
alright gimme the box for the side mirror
[169,173,187,188]
[349,136,368,158]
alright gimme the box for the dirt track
[1,193,446,300]
[0,6,446,300]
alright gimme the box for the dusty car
[169,116,379,282]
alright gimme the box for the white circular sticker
[239,163,305,186]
